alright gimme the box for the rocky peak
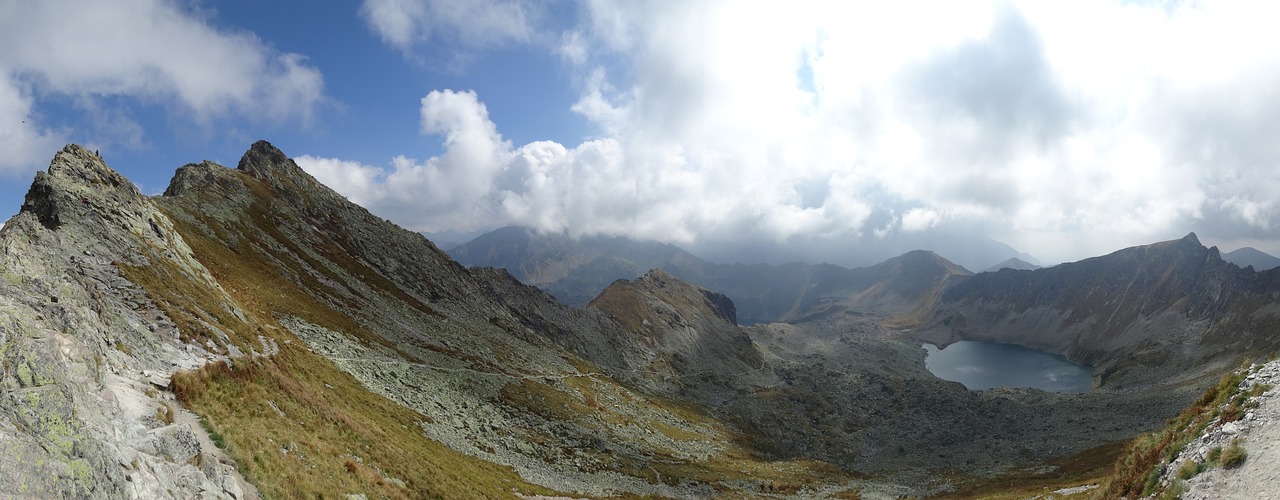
[633,269,738,325]
[230,140,356,214]
[20,144,144,230]
[892,249,971,276]
[236,140,297,178]
[48,144,134,190]
[164,160,231,197]
[586,269,762,398]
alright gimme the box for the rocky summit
[1,141,1279,498]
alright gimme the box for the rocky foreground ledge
[1150,358,1280,498]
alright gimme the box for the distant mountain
[452,227,975,326]
[449,226,704,306]
[981,257,1041,273]
[919,232,1280,388]
[1222,246,1280,271]
[682,230,1034,273]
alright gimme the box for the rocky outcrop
[584,269,765,399]
[0,145,252,498]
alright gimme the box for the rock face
[0,145,250,498]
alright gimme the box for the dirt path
[1183,360,1280,499]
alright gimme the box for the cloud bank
[311,0,1280,264]
[0,0,325,175]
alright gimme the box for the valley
[0,142,1277,498]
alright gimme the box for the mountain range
[0,141,1277,497]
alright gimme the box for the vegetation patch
[930,441,1122,500]
[172,342,557,498]
[1103,363,1267,498]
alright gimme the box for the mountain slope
[153,141,849,497]
[449,226,704,306]
[8,142,1279,498]
[0,142,863,498]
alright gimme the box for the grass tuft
[155,404,174,425]
[1175,460,1204,480]
[1221,439,1247,469]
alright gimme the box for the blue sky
[3,0,1280,265]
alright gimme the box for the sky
[2,0,1280,267]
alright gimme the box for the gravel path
[1179,360,1280,499]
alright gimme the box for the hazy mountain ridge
[451,229,975,326]
[982,257,1041,272]
[1222,246,1280,271]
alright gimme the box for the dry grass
[172,350,553,499]
[928,441,1121,500]
[1220,438,1247,469]
[1102,364,1261,498]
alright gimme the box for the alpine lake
[923,340,1094,392]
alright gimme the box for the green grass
[1175,459,1203,480]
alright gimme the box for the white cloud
[315,0,1280,264]
[360,0,538,51]
[0,0,325,175]
[293,155,383,208]
[902,208,941,233]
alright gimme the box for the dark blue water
[923,341,1093,392]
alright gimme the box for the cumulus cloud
[313,0,1280,264]
[0,0,325,175]
[360,0,539,51]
